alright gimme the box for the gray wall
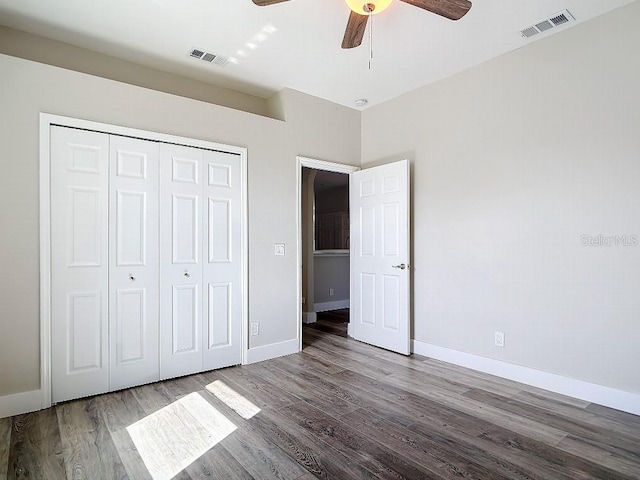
[301,169,316,315]
[361,2,640,394]
[0,53,360,397]
[314,256,350,306]
[0,26,269,117]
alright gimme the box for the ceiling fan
[252,0,472,49]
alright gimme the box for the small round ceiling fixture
[344,0,393,15]
[355,98,369,107]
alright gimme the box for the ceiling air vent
[535,20,554,33]
[190,49,206,59]
[520,9,574,39]
[201,52,216,62]
[550,13,571,26]
[521,26,538,38]
[189,48,231,68]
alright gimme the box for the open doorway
[304,169,350,337]
[296,157,359,352]
[297,157,411,355]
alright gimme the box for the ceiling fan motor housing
[345,0,393,15]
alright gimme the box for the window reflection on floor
[127,392,237,480]
[206,380,261,419]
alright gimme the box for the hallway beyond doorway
[305,308,349,338]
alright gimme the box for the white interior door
[160,143,204,379]
[202,150,243,370]
[109,136,160,390]
[350,159,410,355]
[51,126,110,402]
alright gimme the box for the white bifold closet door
[51,127,110,402]
[51,125,243,403]
[159,144,242,380]
[108,135,160,391]
[51,127,160,402]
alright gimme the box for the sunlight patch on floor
[127,392,237,480]
[206,380,261,419]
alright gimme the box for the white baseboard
[314,300,350,312]
[246,338,299,365]
[412,340,640,416]
[302,312,317,324]
[0,389,43,419]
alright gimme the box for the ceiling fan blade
[399,0,472,20]
[252,0,290,6]
[342,11,369,49]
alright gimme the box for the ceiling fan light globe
[344,0,393,15]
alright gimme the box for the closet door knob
[184,272,190,278]
[129,275,135,281]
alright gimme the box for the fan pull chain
[368,9,373,70]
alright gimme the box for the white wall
[0,53,360,398]
[361,1,640,395]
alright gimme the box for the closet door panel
[207,283,231,348]
[51,126,110,403]
[160,144,204,379]
[172,284,199,353]
[116,288,145,361]
[109,136,160,391]
[202,150,243,370]
[172,194,199,263]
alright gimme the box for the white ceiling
[0,0,636,109]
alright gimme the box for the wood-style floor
[306,309,349,338]
[2,320,640,479]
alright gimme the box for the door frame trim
[39,113,249,409]
[295,156,359,353]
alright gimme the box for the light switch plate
[275,244,285,256]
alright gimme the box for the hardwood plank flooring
[306,309,349,338]
[199,397,309,479]
[0,418,10,480]
[2,324,640,479]
[7,408,65,479]
[100,390,154,480]
[56,397,128,479]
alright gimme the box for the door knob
[129,275,135,281]
[392,263,409,270]
[184,272,190,278]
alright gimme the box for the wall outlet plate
[275,244,285,256]
[251,323,259,336]
[494,331,505,348]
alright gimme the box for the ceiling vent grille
[189,48,231,68]
[520,9,574,39]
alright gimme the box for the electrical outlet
[329,288,334,297]
[274,244,285,256]
[251,323,259,336]
[494,331,505,348]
